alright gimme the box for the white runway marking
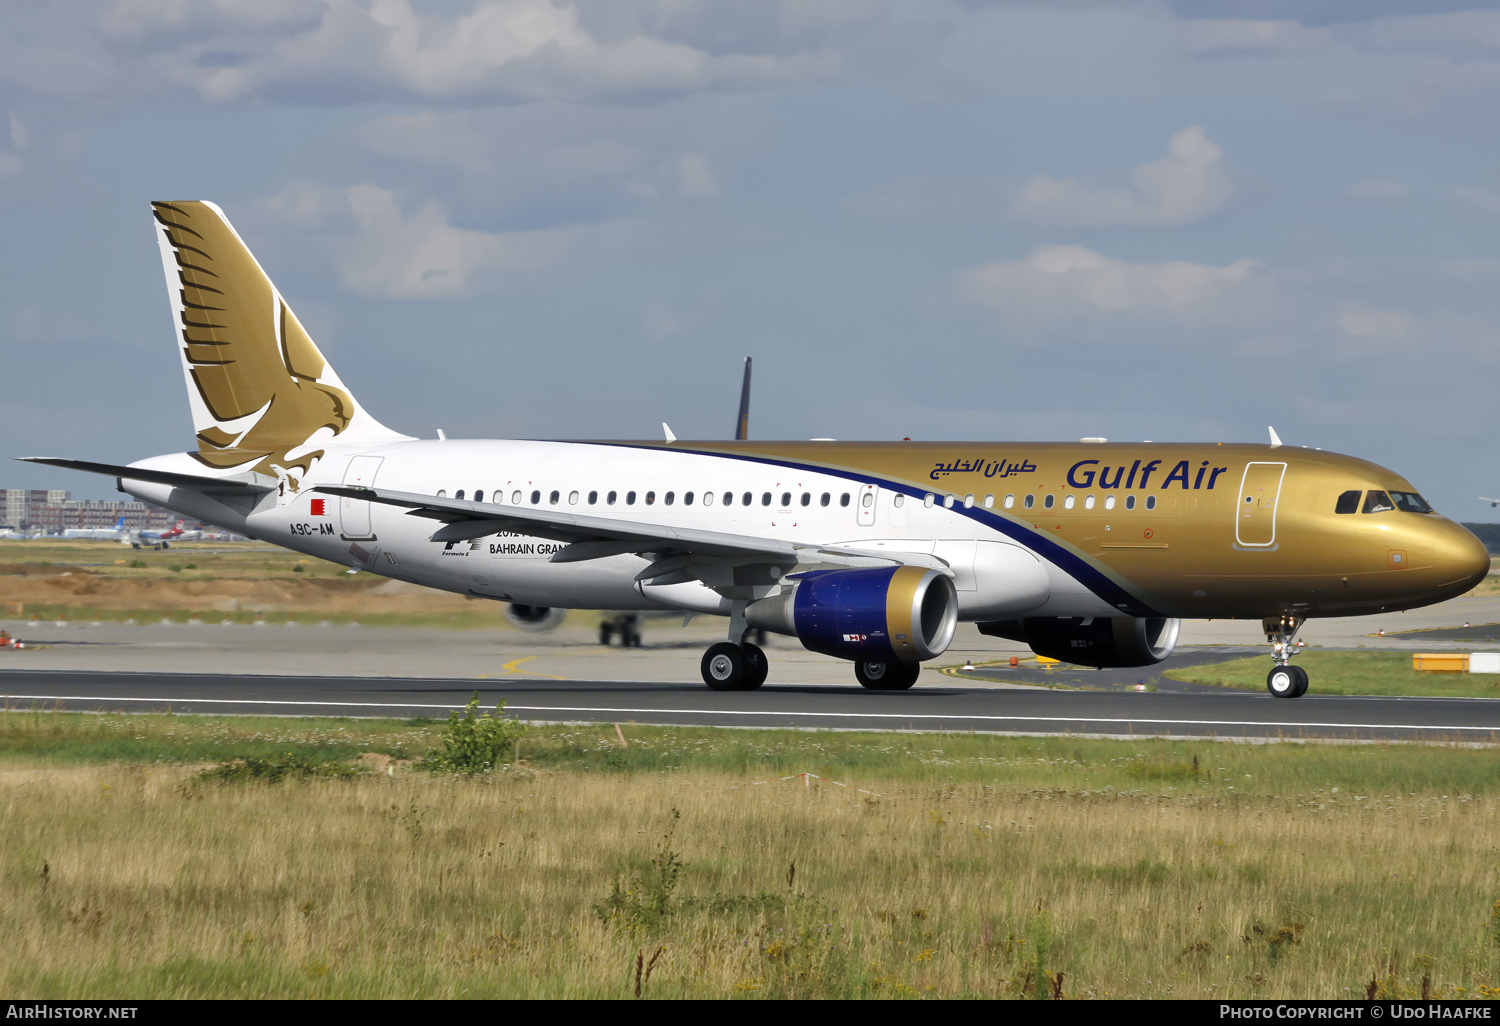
[2,693,1495,733]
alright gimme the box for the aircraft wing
[314,484,940,574]
[17,457,275,496]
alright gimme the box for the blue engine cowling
[744,566,958,663]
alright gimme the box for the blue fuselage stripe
[588,442,1161,619]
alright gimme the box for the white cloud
[353,111,489,174]
[1443,258,1500,281]
[643,301,680,340]
[261,181,573,299]
[1333,300,1417,346]
[1349,179,1407,199]
[1452,185,1500,214]
[1180,19,1328,55]
[1009,126,1232,228]
[13,0,859,105]
[8,112,29,149]
[1331,300,1500,361]
[954,245,1271,331]
[674,152,718,198]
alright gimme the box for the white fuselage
[122,440,1093,621]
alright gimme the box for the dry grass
[0,540,553,628]
[2,716,1499,998]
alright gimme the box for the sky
[2,0,1498,519]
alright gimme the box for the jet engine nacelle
[504,604,567,632]
[745,566,958,663]
[977,616,1180,668]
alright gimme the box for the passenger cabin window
[743,492,753,506]
[568,491,579,505]
[1084,495,1095,510]
[626,491,636,505]
[1335,489,1361,514]
[1003,495,1014,509]
[1104,495,1115,510]
[511,490,522,504]
[721,492,732,506]
[474,490,484,502]
[863,492,875,509]
[1145,495,1157,510]
[664,491,675,506]
[924,493,935,508]
[1063,495,1075,510]
[607,490,617,505]
[685,492,696,506]
[436,490,447,498]
[781,492,792,507]
[1363,490,1395,514]
[761,492,772,506]
[645,491,656,506]
[1043,495,1055,510]
[530,490,541,504]
[801,492,811,507]
[455,490,465,500]
[893,494,905,508]
[1125,495,1136,510]
[588,491,598,505]
[1391,491,1433,514]
[840,493,851,507]
[820,492,831,507]
[549,490,560,505]
[1023,494,1034,509]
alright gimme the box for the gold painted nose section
[1433,524,1491,592]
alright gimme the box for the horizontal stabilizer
[16,457,275,495]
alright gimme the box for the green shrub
[191,753,362,787]
[425,693,525,774]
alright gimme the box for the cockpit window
[1334,490,1360,515]
[1390,491,1433,514]
[1362,490,1395,514]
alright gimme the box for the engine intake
[746,566,958,663]
[977,616,1180,668]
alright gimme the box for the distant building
[1,488,205,534]
[2,489,70,531]
[28,499,185,534]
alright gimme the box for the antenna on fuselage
[735,357,752,441]
[1268,426,1283,449]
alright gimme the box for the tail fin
[151,201,408,481]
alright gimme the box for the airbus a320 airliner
[22,202,1492,697]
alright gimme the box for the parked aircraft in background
[21,201,1492,696]
[63,516,129,540]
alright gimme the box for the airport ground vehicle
[22,201,1491,695]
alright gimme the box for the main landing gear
[855,659,920,691]
[701,641,768,691]
[1263,615,1308,698]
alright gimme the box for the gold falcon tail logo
[152,200,367,479]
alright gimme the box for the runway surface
[4,667,1498,743]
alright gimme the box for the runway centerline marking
[2,694,1495,733]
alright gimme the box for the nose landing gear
[1263,615,1308,698]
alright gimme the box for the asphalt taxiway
[2,595,1497,742]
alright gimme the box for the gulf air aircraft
[20,202,1492,698]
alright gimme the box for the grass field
[2,709,1498,999]
[1163,651,1500,699]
